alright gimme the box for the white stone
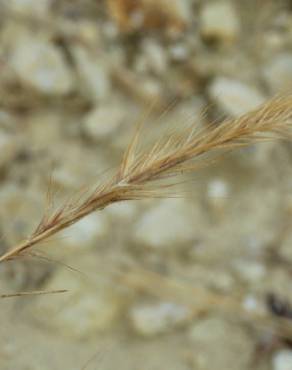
[263,53,292,94]
[142,39,167,74]
[72,46,110,101]
[209,77,265,117]
[233,260,266,283]
[168,44,189,62]
[0,132,19,168]
[2,0,51,17]
[106,202,138,221]
[200,1,240,44]
[207,178,229,199]
[235,261,267,284]
[133,199,195,249]
[34,268,123,338]
[273,350,292,370]
[189,317,254,370]
[63,213,109,247]
[280,233,292,263]
[243,295,265,315]
[141,78,162,97]
[102,21,119,40]
[83,104,124,140]
[130,302,191,336]
[9,33,73,95]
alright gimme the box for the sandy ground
[1,1,292,369]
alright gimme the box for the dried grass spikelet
[0,95,292,263]
[106,0,190,34]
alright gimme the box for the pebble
[189,317,254,370]
[83,104,125,141]
[273,350,292,370]
[0,110,17,130]
[0,185,44,244]
[130,301,192,336]
[51,146,106,188]
[168,44,189,62]
[232,260,266,284]
[132,199,195,249]
[279,233,292,263]
[106,202,138,221]
[72,46,111,101]
[0,131,20,168]
[2,0,51,18]
[62,213,109,248]
[206,178,230,216]
[207,179,229,200]
[61,20,101,46]
[263,53,292,94]
[142,39,168,74]
[9,32,74,95]
[243,295,266,315]
[208,77,265,117]
[34,268,124,339]
[200,1,240,44]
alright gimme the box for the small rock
[72,46,111,101]
[262,31,287,52]
[9,32,73,95]
[0,185,43,244]
[200,1,240,44]
[189,317,254,370]
[106,202,138,221]
[233,260,266,284]
[83,104,125,141]
[102,21,120,40]
[133,199,195,249]
[0,110,17,130]
[140,77,162,97]
[273,350,292,370]
[243,295,266,316]
[263,53,292,94]
[0,131,20,168]
[2,0,51,17]
[207,179,229,200]
[280,233,292,263]
[27,111,62,148]
[141,39,168,74]
[62,213,109,248]
[186,265,234,293]
[130,301,192,336]
[63,20,101,46]
[209,77,265,117]
[34,268,124,338]
[51,142,109,190]
[206,178,230,216]
[168,44,189,62]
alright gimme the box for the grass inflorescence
[0,95,292,263]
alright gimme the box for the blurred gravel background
[2,0,292,369]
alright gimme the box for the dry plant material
[0,96,292,263]
[0,289,67,299]
[106,0,190,34]
[120,267,292,341]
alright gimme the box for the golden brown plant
[107,0,189,33]
[0,95,292,263]
[0,289,67,298]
